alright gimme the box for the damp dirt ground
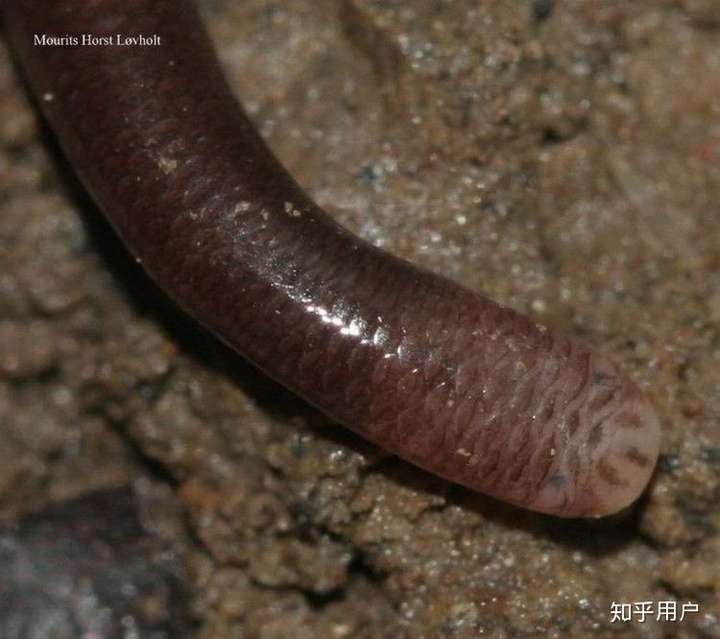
[1,1,719,637]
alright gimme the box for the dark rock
[0,487,195,639]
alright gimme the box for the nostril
[625,446,652,467]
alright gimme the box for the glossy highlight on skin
[2,0,661,517]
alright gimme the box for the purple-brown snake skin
[3,0,661,517]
